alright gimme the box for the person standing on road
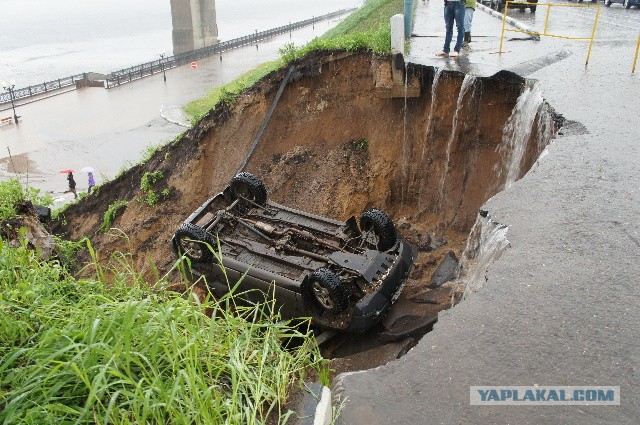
[66,172,77,199]
[436,0,466,58]
[463,0,476,47]
[87,171,95,194]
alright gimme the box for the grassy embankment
[184,0,403,121]
[0,180,325,424]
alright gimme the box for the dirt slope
[52,50,558,289]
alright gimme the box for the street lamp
[159,52,167,82]
[1,79,20,124]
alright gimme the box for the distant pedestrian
[87,172,95,194]
[66,172,77,199]
[463,0,477,47]
[436,0,466,58]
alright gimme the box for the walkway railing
[105,9,353,88]
[0,73,85,105]
[1,9,354,105]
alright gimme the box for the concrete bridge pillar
[170,0,218,55]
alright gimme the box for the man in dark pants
[436,0,466,58]
[66,172,77,199]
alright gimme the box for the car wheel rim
[181,239,203,260]
[362,230,380,248]
[235,184,254,203]
[312,281,334,310]
[361,222,380,249]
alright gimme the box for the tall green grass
[0,227,326,424]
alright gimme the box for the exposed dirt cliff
[52,50,558,300]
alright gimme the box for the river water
[0,0,363,87]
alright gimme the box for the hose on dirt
[236,65,296,174]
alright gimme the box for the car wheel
[174,222,213,263]
[359,208,397,251]
[229,172,267,213]
[308,268,349,313]
[604,0,611,7]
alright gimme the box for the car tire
[174,222,213,263]
[359,208,397,251]
[604,0,611,6]
[308,268,349,313]
[229,172,267,212]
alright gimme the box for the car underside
[172,172,415,332]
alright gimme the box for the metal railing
[499,2,601,65]
[0,73,86,104]
[633,32,640,73]
[106,9,353,88]
[1,8,354,104]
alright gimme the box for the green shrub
[0,179,53,221]
[102,200,129,231]
[140,171,166,206]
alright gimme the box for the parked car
[489,0,538,12]
[604,0,640,8]
[172,172,416,332]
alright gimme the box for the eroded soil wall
[54,51,558,284]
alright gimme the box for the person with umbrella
[80,166,96,194]
[66,172,77,199]
[87,172,95,194]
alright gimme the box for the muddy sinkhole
[53,50,561,374]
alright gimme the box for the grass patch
[0,230,326,424]
[184,60,283,122]
[323,0,403,39]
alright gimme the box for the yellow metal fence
[498,3,640,72]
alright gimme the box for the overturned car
[172,172,415,332]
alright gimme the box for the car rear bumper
[346,239,415,332]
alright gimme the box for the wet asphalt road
[335,1,640,424]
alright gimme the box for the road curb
[295,382,332,425]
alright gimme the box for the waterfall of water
[498,80,545,189]
[416,68,443,212]
[455,212,510,303]
[437,74,478,215]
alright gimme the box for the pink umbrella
[58,169,74,173]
